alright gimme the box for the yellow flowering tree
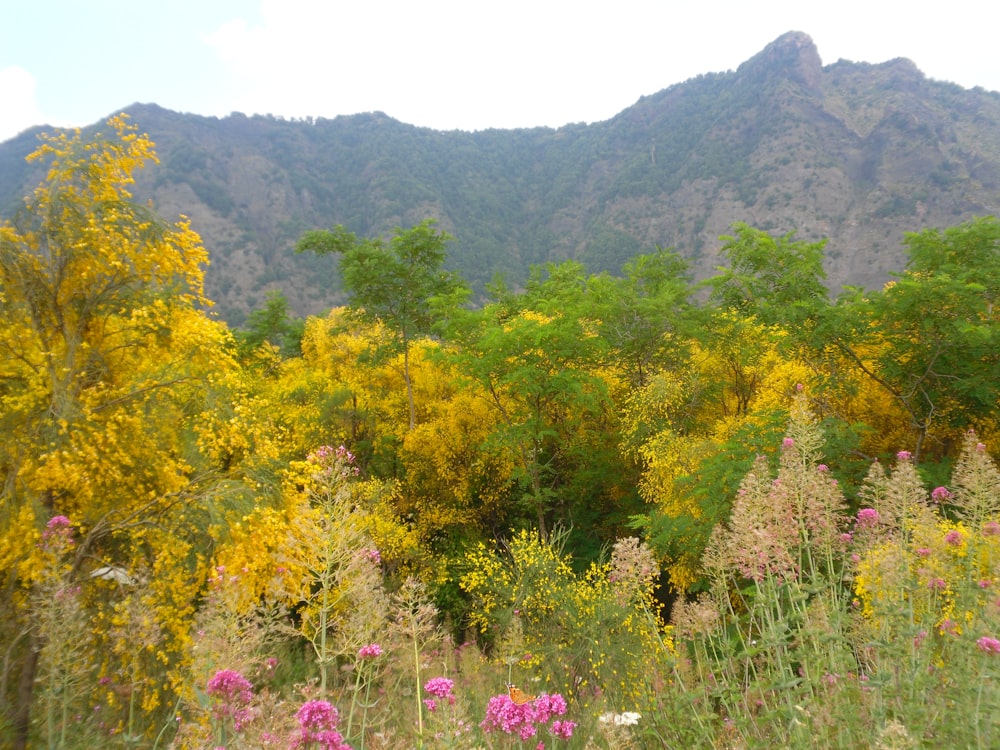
[0,117,236,747]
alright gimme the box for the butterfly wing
[505,682,537,705]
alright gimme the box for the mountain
[3,31,1000,324]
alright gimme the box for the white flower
[598,711,642,726]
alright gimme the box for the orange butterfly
[505,682,537,705]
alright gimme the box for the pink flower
[944,530,963,546]
[550,719,576,739]
[296,700,339,731]
[977,636,1000,654]
[207,670,253,705]
[206,670,254,731]
[855,508,879,529]
[931,486,952,503]
[423,698,438,713]
[480,691,569,740]
[916,547,932,557]
[357,643,383,659]
[984,521,1000,537]
[423,677,455,700]
[928,578,947,591]
[782,438,795,449]
[46,515,71,530]
[897,450,912,461]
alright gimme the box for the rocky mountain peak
[737,30,822,90]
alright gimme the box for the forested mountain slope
[2,31,999,323]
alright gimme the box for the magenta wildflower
[782,437,795,449]
[423,698,438,713]
[550,719,576,739]
[357,643,383,659]
[294,700,351,750]
[928,578,947,591]
[207,670,253,705]
[977,636,1000,654]
[481,690,570,742]
[423,677,455,700]
[206,669,254,731]
[931,486,952,503]
[984,521,1000,537]
[47,515,71,530]
[855,508,880,529]
[897,450,912,461]
[916,547,932,557]
[944,530,963,546]
[40,515,74,548]
[296,700,338,730]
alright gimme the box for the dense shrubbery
[2,121,999,749]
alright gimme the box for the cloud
[200,0,733,130]
[0,66,45,142]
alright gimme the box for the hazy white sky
[2,0,999,143]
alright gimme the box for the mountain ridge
[3,31,1000,324]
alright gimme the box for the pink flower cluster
[931,486,953,503]
[41,514,74,550]
[481,691,574,744]
[357,643,383,659]
[308,444,360,478]
[977,636,1000,654]
[855,508,880,529]
[293,700,351,750]
[206,669,254,731]
[423,677,456,712]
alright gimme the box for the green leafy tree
[590,247,695,388]
[297,219,468,430]
[236,289,304,359]
[445,261,615,540]
[710,222,828,331]
[821,218,1000,459]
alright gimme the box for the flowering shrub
[460,528,672,711]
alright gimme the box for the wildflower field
[17,395,1000,749]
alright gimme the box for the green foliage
[236,289,305,358]
[297,219,469,430]
[820,217,1000,459]
[710,222,827,330]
